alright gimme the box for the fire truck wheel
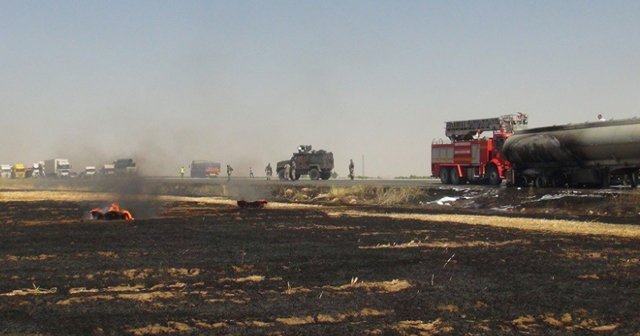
[450,169,461,185]
[439,168,450,184]
[486,165,501,185]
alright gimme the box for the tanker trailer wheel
[534,175,548,188]
[450,169,461,185]
[486,165,501,186]
[550,172,567,188]
[600,170,611,188]
[309,168,320,180]
[624,171,638,188]
[439,168,451,184]
[631,171,638,188]
[515,175,529,187]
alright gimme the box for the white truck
[30,162,47,178]
[101,164,115,176]
[0,164,11,178]
[44,159,71,178]
[82,166,97,178]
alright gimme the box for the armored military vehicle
[276,145,334,180]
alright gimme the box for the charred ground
[1,181,639,335]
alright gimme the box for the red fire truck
[431,113,528,185]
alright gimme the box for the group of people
[180,159,355,180]
[280,160,297,180]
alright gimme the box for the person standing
[265,163,273,180]
[284,163,291,181]
[226,164,233,181]
[249,167,254,178]
[349,159,355,180]
[180,166,185,178]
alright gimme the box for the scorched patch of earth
[0,190,639,335]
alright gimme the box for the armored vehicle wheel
[450,169,461,185]
[309,168,320,180]
[278,170,286,180]
[320,171,331,180]
[486,165,501,185]
[294,173,301,181]
[439,168,450,184]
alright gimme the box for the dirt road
[1,189,639,335]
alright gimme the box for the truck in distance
[28,162,43,178]
[101,164,115,176]
[44,159,71,178]
[1,165,12,178]
[113,159,137,175]
[80,166,97,178]
[190,160,221,178]
[12,163,26,178]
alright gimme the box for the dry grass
[0,190,115,202]
[0,179,40,190]
[328,210,640,238]
[325,186,424,205]
[614,191,640,214]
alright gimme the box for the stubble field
[1,180,639,335]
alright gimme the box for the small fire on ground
[237,200,268,209]
[90,202,134,221]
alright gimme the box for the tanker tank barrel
[502,117,640,188]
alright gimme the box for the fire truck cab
[431,113,528,185]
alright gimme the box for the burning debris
[89,202,134,221]
[237,200,268,209]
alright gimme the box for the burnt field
[1,182,640,335]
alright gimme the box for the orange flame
[90,202,134,221]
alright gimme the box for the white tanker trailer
[502,118,640,188]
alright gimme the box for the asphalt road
[9,176,634,193]
[146,176,637,193]
[149,176,441,188]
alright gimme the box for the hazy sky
[2,1,640,177]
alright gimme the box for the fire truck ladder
[445,113,528,141]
